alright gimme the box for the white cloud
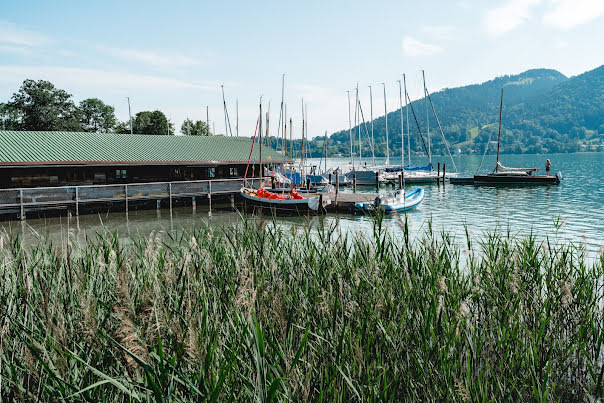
[484,0,542,36]
[98,46,203,70]
[402,36,443,57]
[420,25,457,40]
[543,0,604,29]
[0,65,217,92]
[0,21,50,46]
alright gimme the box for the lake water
[4,153,603,259]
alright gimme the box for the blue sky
[1,0,603,138]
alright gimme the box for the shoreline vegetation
[0,216,602,401]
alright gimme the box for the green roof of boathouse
[0,131,285,166]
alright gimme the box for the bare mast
[422,70,431,165]
[347,90,354,170]
[382,83,389,166]
[496,88,503,172]
[369,85,375,166]
[398,80,405,169]
[403,74,410,165]
[355,84,361,166]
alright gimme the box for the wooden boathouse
[0,130,284,219]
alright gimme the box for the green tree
[0,102,21,129]
[79,98,116,133]
[114,120,132,134]
[7,79,82,131]
[133,110,174,135]
[180,118,210,136]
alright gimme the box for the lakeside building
[0,131,286,219]
[0,131,284,188]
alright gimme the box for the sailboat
[344,84,386,185]
[239,99,331,214]
[473,89,561,185]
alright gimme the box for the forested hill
[303,65,604,158]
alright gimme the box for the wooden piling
[353,174,357,192]
[398,174,403,189]
[75,187,79,216]
[192,196,196,212]
[125,184,129,213]
[437,163,440,184]
[168,183,173,210]
[19,189,24,220]
[335,174,340,209]
[443,163,446,184]
[208,181,212,211]
[328,173,332,185]
[376,171,379,189]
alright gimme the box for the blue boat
[355,188,424,213]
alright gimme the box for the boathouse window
[229,167,238,177]
[115,169,127,179]
[208,167,215,178]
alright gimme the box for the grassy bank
[0,217,602,401]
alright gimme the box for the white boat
[355,188,424,213]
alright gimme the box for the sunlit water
[3,153,603,260]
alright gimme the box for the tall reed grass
[0,215,602,401]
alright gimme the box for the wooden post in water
[437,162,440,184]
[75,187,79,216]
[192,196,196,212]
[443,163,446,184]
[208,181,212,212]
[125,184,129,213]
[375,171,379,190]
[328,173,332,185]
[335,174,339,209]
[168,183,172,210]
[353,174,357,193]
[398,174,403,189]
[19,188,24,220]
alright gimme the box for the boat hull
[473,174,560,185]
[238,189,327,215]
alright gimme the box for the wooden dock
[325,192,377,213]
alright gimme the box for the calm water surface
[4,153,603,259]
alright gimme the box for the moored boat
[239,187,330,214]
[355,188,424,213]
[473,89,561,186]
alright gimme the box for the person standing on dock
[545,159,551,175]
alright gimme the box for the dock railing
[0,178,244,219]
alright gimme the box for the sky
[1,0,603,139]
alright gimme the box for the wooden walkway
[326,192,377,213]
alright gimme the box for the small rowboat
[355,188,424,213]
[239,187,330,214]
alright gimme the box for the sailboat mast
[259,99,263,184]
[283,104,287,154]
[382,83,389,166]
[403,74,410,165]
[347,91,354,170]
[496,88,503,171]
[222,84,229,136]
[369,85,375,165]
[355,84,361,166]
[301,100,305,174]
[324,130,328,174]
[398,79,405,169]
[422,70,431,164]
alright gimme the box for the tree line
[0,79,211,136]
